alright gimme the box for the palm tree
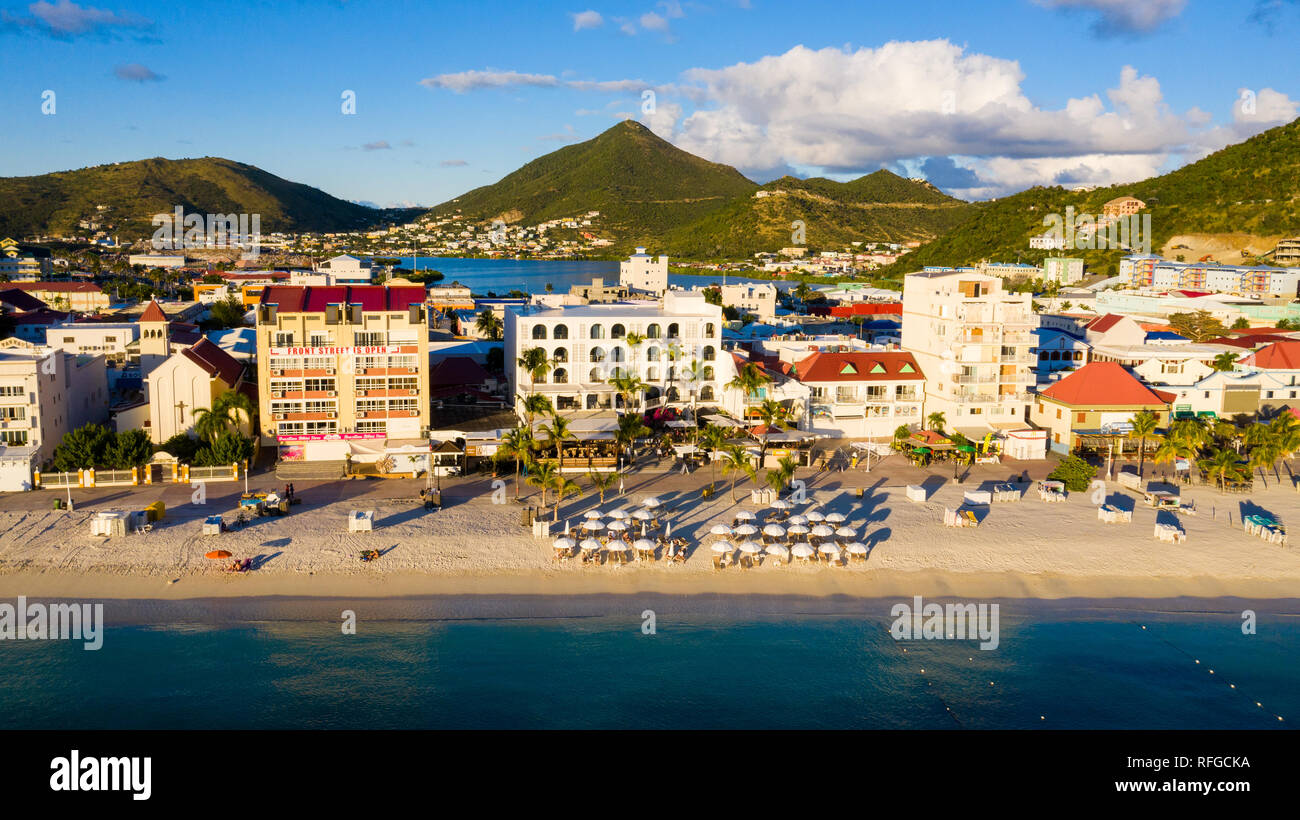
[926,412,946,433]
[498,427,534,500]
[721,444,757,501]
[475,308,503,341]
[625,331,645,384]
[551,475,581,523]
[615,412,650,465]
[192,408,227,444]
[1268,412,1300,478]
[527,460,558,507]
[1127,410,1161,478]
[1199,448,1240,493]
[212,389,255,438]
[892,424,912,452]
[522,394,553,430]
[587,470,617,504]
[1248,443,1276,487]
[1152,436,1193,480]
[727,361,772,410]
[516,346,551,423]
[539,412,575,474]
[610,373,649,415]
[699,423,729,488]
[1211,351,1238,372]
[754,398,790,465]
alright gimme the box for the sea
[1,607,1295,729]
[393,256,782,296]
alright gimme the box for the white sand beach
[1,473,1298,607]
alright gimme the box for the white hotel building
[504,291,730,415]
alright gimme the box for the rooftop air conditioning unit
[408,389,418,395]
[273,413,285,420]
[358,389,368,396]
[407,366,417,373]
[327,390,337,397]
[273,369,284,376]
[326,367,335,375]
[272,391,283,398]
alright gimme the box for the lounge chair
[712,555,724,571]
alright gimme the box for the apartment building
[1120,255,1300,297]
[795,350,925,439]
[714,282,779,322]
[504,290,727,415]
[1274,237,1300,267]
[0,338,109,463]
[8,282,111,312]
[255,285,429,462]
[619,247,669,295]
[44,321,138,363]
[902,269,1038,431]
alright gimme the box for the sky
[2,0,1298,208]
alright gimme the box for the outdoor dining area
[549,493,871,569]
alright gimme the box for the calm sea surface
[393,256,780,295]
[1,610,1295,729]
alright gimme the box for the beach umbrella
[607,509,628,520]
[579,538,602,551]
[818,543,842,555]
[709,523,733,537]
[564,520,571,535]
[835,526,856,539]
[762,523,785,537]
[810,524,835,538]
[786,514,808,526]
[845,542,868,556]
[205,550,233,560]
[734,510,755,521]
[736,540,762,554]
[633,538,655,550]
[606,520,628,532]
[711,542,733,553]
[641,496,661,508]
[665,521,672,539]
[584,510,604,520]
[791,543,815,559]
[825,512,846,524]
[734,524,758,537]
[603,539,629,552]
[769,499,790,511]
[804,510,826,523]
[582,520,605,531]
[552,537,576,549]
[787,523,810,536]
[632,509,653,521]
[764,544,790,558]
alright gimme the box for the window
[304,378,335,392]
[589,324,604,340]
[865,385,887,401]
[700,386,715,401]
[355,331,385,346]
[836,386,857,403]
[553,368,568,384]
[589,347,606,363]
[552,348,568,363]
[356,420,387,434]
[647,323,661,339]
[667,323,680,338]
[553,324,568,340]
[702,346,715,361]
[532,325,547,340]
[589,367,603,383]
[702,366,714,381]
[704,323,715,337]
[610,347,625,363]
[274,332,295,347]
[0,385,23,398]
[388,377,417,391]
[1056,408,1062,419]
[611,323,626,339]
[0,406,25,421]
[646,346,659,361]
[1076,412,1086,423]
[1,430,28,446]
[308,332,332,346]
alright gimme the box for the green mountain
[0,157,394,238]
[875,117,1300,282]
[429,120,757,247]
[430,120,976,257]
[662,170,977,258]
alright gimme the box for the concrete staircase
[275,460,349,481]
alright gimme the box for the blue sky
[2,0,1298,207]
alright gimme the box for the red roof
[1039,361,1173,407]
[794,351,924,382]
[181,337,245,386]
[258,285,426,313]
[1241,340,1300,370]
[1084,314,1125,333]
[138,300,168,323]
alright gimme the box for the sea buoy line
[1132,621,1287,725]
[884,625,966,728]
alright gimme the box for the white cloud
[639,12,669,32]
[420,70,561,92]
[1033,0,1187,35]
[571,10,603,30]
[2,0,152,38]
[112,62,163,82]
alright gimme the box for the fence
[34,463,242,489]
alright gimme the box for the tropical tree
[1268,413,1300,477]
[212,389,255,438]
[754,398,790,465]
[615,412,650,466]
[610,373,649,415]
[551,475,581,523]
[193,407,228,445]
[926,412,946,433]
[1211,351,1239,372]
[699,423,730,488]
[497,427,535,500]
[1151,436,1194,479]
[892,424,913,451]
[475,308,503,341]
[727,361,772,407]
[1199,448,1242,493]
[195,430,255,466]
[721,444,757,501]
[1127,410,1162,478]
[539,412,575,473]
[522,394,553,430]
[527,460,558,507]
[516,346,551,423]
[105,429,154,469]
[587,470,617,504]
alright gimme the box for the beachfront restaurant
[1032,362,1172,454]
[530,411,621,472]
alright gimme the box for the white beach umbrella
[791,543,815,559]
[632,509,653,521]
[736,540,762,554]
[804,510,826,523]
[810,524,835,538]
[709,523,733,536]
[845,542,868,555]
[734,524,758,537]
[734,510,756,521]
[603,539,629,552]
[762,523,786,538]
[711,542,734,553]
[641,497,662,508]
[764,544,790,558]
[552,537,576,549]
[825,512,847,524]
[607,509,629,520]
[606,520,628,532]
[769,499,790,511]
[665,521,673,539]
[633,538,655,550]
[818,543,842,555]
[787,523,810,536]
[786,514,808,526]
[835,526,857,539]
[584,510,604,520]
[579,538,602,551]
[564,520,571,535]
[582,520,605,531]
